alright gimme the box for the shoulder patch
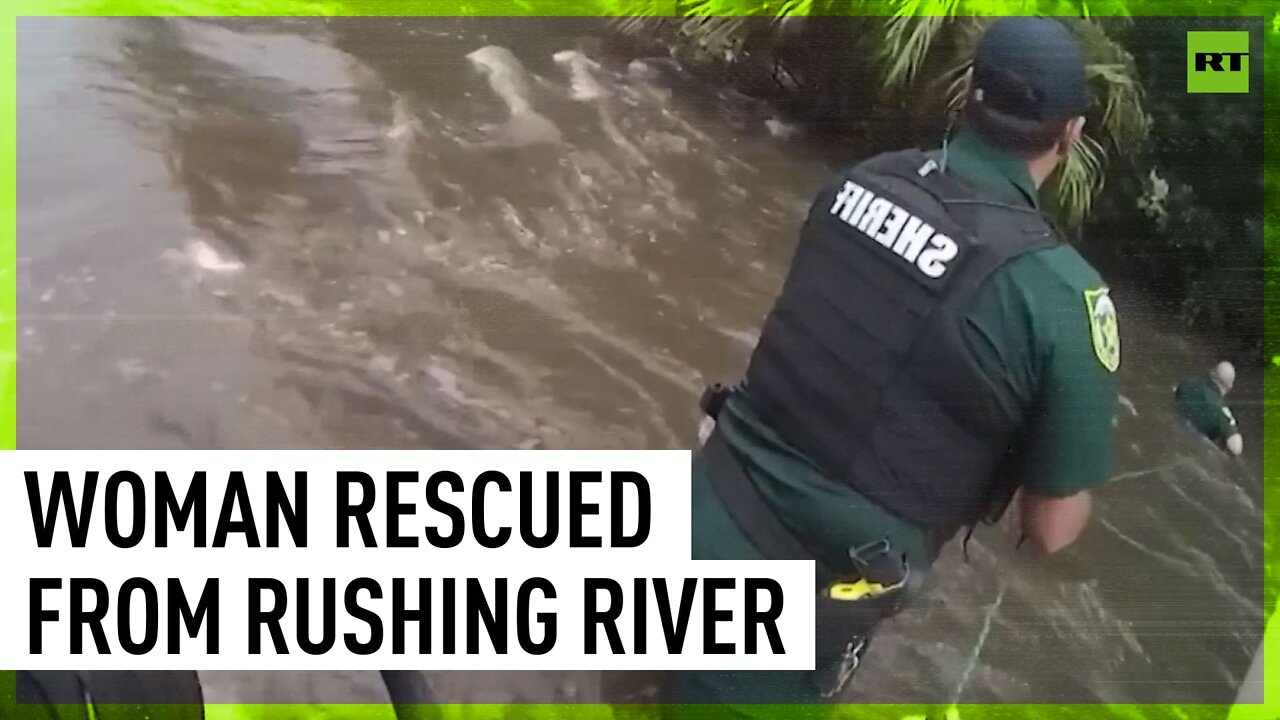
[1084,287,1120,373]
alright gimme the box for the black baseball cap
[971,16,1089,122]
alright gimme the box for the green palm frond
[1066,16,1150,146]
[773,0,813,18]
[1088,62,1148,148]
[1057,19,1148,224]
[1054,132,1107,227]
[878,0,964,91]
[931,16,983,112]
[943,65,972,114]
[608,16,667,36]
[605,0,673,37]
[680,0,761,14]
[604,0,1150,227]
[606,0,688,36]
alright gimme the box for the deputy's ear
[1055,117,1086,157]
[1071,116,1087,142]
[1068,116,1087,146]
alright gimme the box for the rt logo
[1187,31,1250,94]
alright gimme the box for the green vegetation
[1085,16,1264,357]
[608,6,1267,359]
[608,5,1149,226]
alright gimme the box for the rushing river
[16,16,1265,707]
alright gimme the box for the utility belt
[698,382,912,699]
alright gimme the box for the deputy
[1174,361,1243,456]
[670,16,1120,712]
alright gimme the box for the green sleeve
[965,247,1119,499]
[1014,282,1119,498]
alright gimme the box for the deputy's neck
[1026,152,1062,189]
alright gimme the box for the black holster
[812,595,894,697]
[699,382,734,420]
[811,542,910,698]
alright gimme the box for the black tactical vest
[743,148,1061,537]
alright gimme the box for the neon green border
[0,3,1275,720]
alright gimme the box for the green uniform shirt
[694,128,1119,575]
[1174,373,1238,445]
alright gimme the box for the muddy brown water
[16,16,1264,706]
